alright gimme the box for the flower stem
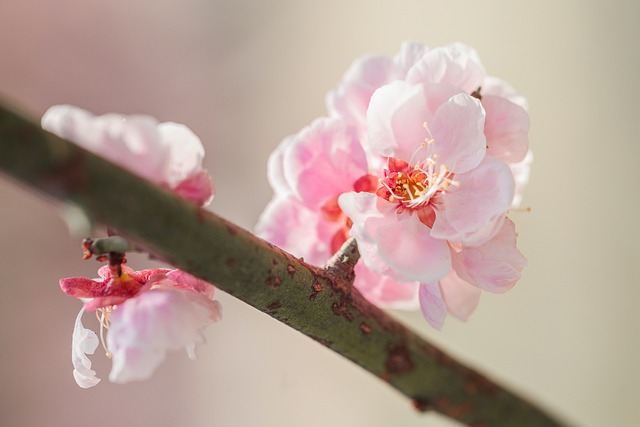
[0,102,570,427]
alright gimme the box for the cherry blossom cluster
[256,42,530,329]
[45,41,532,389]
[42,106,221,387]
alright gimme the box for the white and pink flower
[328,42,531,206]
[258,41,529,328]
[60,266,222,388]
[255,117,420,309]
[42,105,214,207]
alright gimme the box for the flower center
[376,153,458,211]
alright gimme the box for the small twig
[322,237,360,291]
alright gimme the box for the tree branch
[0,102,569,427]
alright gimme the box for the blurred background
[0,1,638,426]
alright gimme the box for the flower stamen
[96,307,114,358]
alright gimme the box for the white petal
[419,282,447,330]
[107,289,221,384]
[159,122,206,187]
[71,308,101,388]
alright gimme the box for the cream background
[0,1,638,426]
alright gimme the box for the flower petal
[432,156,514,245]
[375,214,451,283]
[41,105,98,149]
[406,43,486,93]
[439,270,482,321]
[107,288,221,383]
[173,170,215,207]
[60,277,105,299]
[452,219,527,293]
[327,55,398,127]
[283,118,368,209]
[510,150,533,208]
[71,308,101,388]
[367,81,432,161]
[419,282,447,330]
[256,195,341,266]
[353,262,419,310]
[266,134,296,196]
[430,93,486,174]
[166,270,216,299]
[483,95,529,163]
[393,41,429,75]
[482,76,528,110]
[159,122,205,188]
[340,192,451,283]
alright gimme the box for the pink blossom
[328,42,531,205]
[41,105,214,206]
[258,42,529,328]
[338,79,526,328]
[61,266,222,387]
[255,118,420,309]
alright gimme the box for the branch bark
[0,102,569,427]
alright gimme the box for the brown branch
[0,101,570,427]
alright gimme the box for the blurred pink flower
[41,105,214,206]
[61,266,222,388]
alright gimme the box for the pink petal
[255,195,340,266]
[94,114,168,184]
[482,76,528,110]
[159,122,206,187]
[284,118,368,209]
[483,95,530,163]
[41,105,98,150]
[340,192,451,283]
[419,282,447,330]
[42,105,214,204]
[375,213,451,283]
[327,55,398,127]
[367,81,432,161]
[84,295,130,311]
[452,219,527,293]
[439,270,482,321]
[60,277,105,299]
[393,41,429,75]
[71,308,101,388]
[173,170,215,207]
[510,150,533,208]
[353,262,420,310]
[432,157,514,245]
[107,288,221,384]
[430,93,486,174]
[267,134,296,196]
[406,43,486,93]
[338,192,403,278]
[166,270,216,299]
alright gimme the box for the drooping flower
[41,105,214,206]
[60,266,222,387]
